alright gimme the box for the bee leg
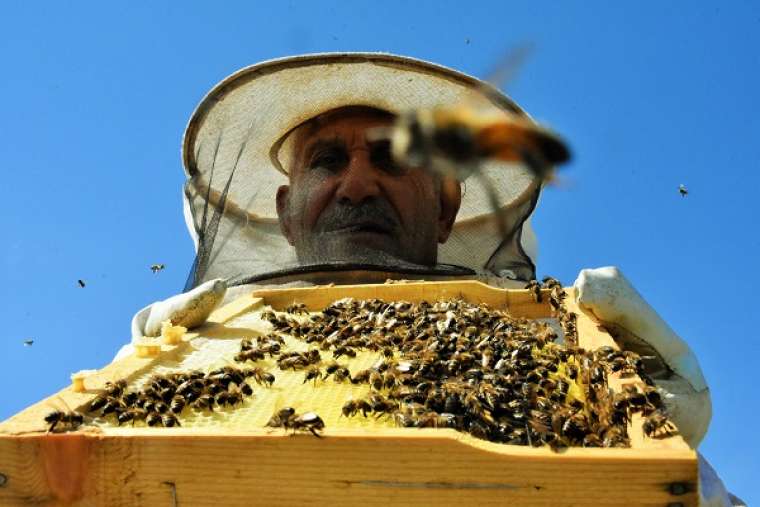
[309,427,322,438]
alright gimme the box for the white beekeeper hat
[181,53,542,287]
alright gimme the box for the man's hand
[114,279,228,361]
[573,266,710,448]
[130,278,228,339]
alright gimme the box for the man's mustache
[315,200,400,234]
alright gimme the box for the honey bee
[266,407,296,428]
[225,385,245,406]
[242,367,275,387]
[332,367,352,383]
[161,413,181,427]
[191,394,215,412]
[342,398,372,417]
[289,412,325,437]
[642,410,678,439]
[176,378,205,397]
[101,398,127,416]
[237,381,254,396]
[284,302,309,315]
[104,379,128,397]
[89,394,110,413]
[44,410,84,433]
[146,412,163,427]
[150,264,166,273]
[524,280,542,303]
[350,368,373,385]
[118,407,147,426]
[332,346,356,359]
[170,396,186,414]
[384,90,570,178]
[235,349,265,363]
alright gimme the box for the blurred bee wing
[458,43,536,111]
[479,43,535,98]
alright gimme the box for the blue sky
[1,1,758,501]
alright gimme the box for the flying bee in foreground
[371,47,571,237]
[386,104,570,183]
[150,264,166,274]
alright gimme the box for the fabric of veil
[179,54,543,290]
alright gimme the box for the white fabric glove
[573,266,709,447]
[573,268,742,507]
[114,279,228,360]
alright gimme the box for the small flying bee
[150,264,166,273]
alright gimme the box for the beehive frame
[0,281,698,506]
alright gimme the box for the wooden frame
[0,281,698,506]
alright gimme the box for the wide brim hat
[181,53,542,285]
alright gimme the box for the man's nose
[334,151,381,205]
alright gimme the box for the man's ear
[438,177,461,243]
[276,185,295,245]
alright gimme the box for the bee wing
[480,43,535,97]
[455,43,535,113]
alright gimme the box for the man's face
[276,107,461,266]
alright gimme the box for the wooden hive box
[0,281,698,506]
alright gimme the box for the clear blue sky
[1,1,758,501]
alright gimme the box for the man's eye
[370,142,405,175]
[310,148,347,172]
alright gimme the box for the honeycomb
[90,306,432,432]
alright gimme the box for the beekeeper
[127,54,741,506]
